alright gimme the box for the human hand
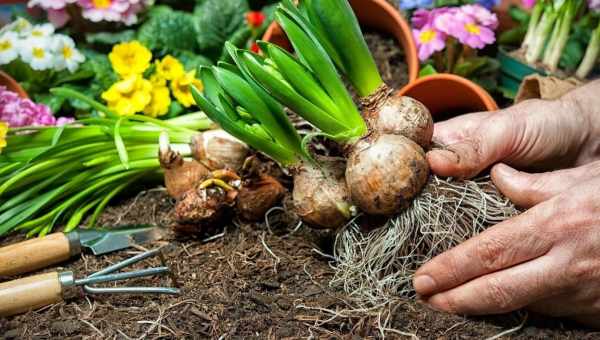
[427,84,600,179]
[413,167,600,328]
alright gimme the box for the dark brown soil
[1,190,599,339]
[366,31,409,91]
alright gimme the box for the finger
[491,161,600,208]
[427,111,520,179]
[432,111,495,146]
[413,201,558,296]
[425,254,562,315]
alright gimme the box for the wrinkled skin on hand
[414,80,600,328]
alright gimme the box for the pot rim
[398,73,499,112]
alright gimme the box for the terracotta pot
[398,74,498,120]
[0,71,28,98]
[262,0,419,83]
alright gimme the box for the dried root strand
[331,176,519,307]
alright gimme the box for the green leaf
[240,51,351,138]
[114,118,130,170]
[212,66,303,155]
[191,85,298,165]
[137,6,199,54]
[302,0,383,96]
[195,0,249,59]
[275,11,365,135]
[171,50,213,72]
[86,30,137,46]
[264,43,344,121]
[419,64,438,77]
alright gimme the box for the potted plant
[499,0,600,98]
[263,0,420,82]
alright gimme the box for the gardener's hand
[415,80,600,327]
[426,81,600,180]
[413,172,600,328]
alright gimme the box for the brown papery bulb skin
[174,187,237,234]
[346,134,429,216]
[191,130,249,171]
[159,145,210,200]
[236,175,286,221]
[292,157,353,229]
[361,84,433,149]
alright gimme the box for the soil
[1,190,599,339]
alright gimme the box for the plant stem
[525,7,558,64]
[523,2,544,50]
[576,22,600,78]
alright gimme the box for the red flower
[250,42,261,54]
[246,11,266,28]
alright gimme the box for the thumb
[491,161,600,208]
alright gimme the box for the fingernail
[413,275,437,295]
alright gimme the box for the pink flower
[413,25,447,61]
[590,0,600,11]
[47,8,71,27]
[412,7,456,29]
[78,0,147,25]
[522,0,536,9]
[461,4,498,30]
[28,0,75,10]
[434,8,495,49]
[0,86,70,127]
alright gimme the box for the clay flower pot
[0,71,28,99]
[398,74,498,120]
[262,0,419,82]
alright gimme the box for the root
[331,175,519,307]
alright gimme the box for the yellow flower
[156,55,184,80]
[171,70,203,108]
[108,41,152,77]
[0,121,7,153]
[144,85,171,117]
[101,75,153,116]
[149,73,167,87]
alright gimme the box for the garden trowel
[0,225,165,277]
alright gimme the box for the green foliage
[195,0,250,59]
[454,57,500,93]
[86,30,137,47]
[137,6,199,54]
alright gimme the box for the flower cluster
[28,0,151,27]
[101,41,203,117]
[412,5,498,61]
[0,86,73,128]
[398,0,501,10]
[0,18,85,72]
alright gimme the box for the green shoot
[576,19,600,78]
[0,89,214,237]
[298,0,383,97]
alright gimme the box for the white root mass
[331,175,519,307]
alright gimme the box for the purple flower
[78,0,148,25]
[0,86,71,127]
[398,0,433,11]
[522,0,536,9]
[412,7,456,29]
[434,7,496,49]
[413,25,447,61]
[476,0,501,9]
[589,0,600,11]
[461,4,499,30]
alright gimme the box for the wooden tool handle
[0,272,64,317]
[0,233,79,277]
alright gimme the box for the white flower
[20,38,54,71]
[52,35,85,72]
[0,18,32,38]
[0,32,20,65]
[28,23,55,39]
